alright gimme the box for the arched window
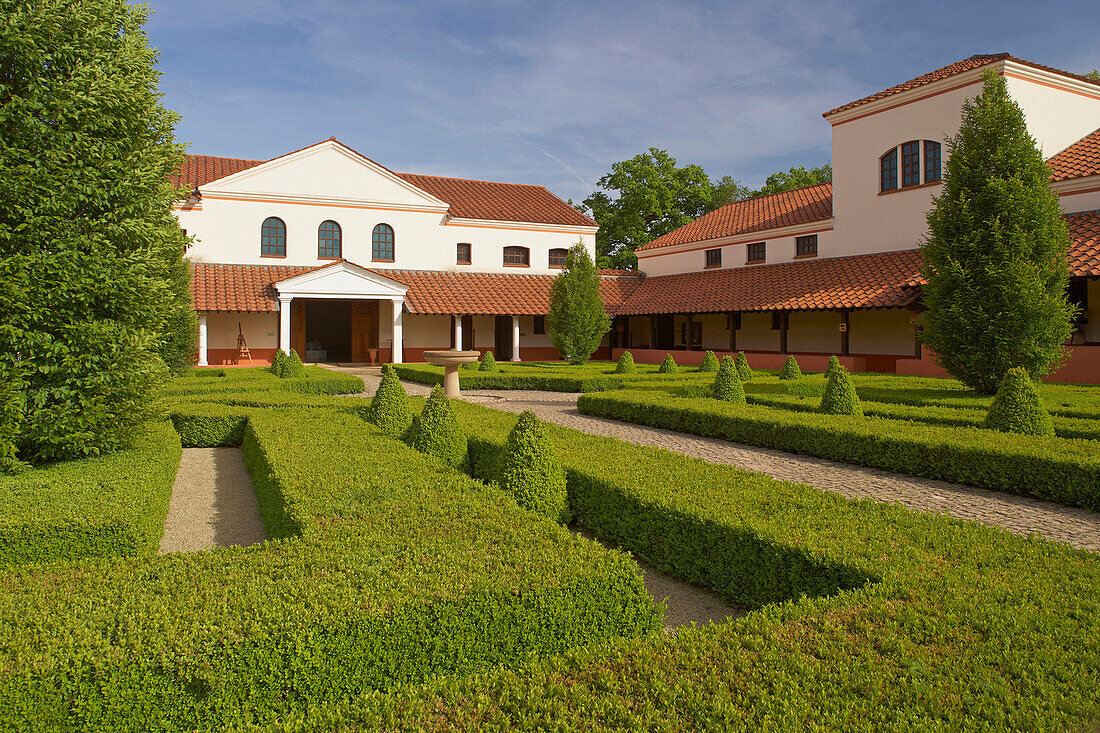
[924,140,942,183]
[503,246,530,266]
[318,220,341,258]
[548,248,567,268]
[260,217,286,257]
[372,223,395,261]
[901,140,921,187]
[880,148,898,192]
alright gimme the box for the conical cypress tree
[779,356,802,380]
[479,350,498,372]
[983,367,1054,436]
[409,385,467,469]
[499,411,569,523]
[698,350,720,372]
[658,353,677,373]
[615,351,636,374]
[547,243,611,364]
[711,356,745,403]
[919,69,1076,393]
[735,351,753,381]
[820,363,863,416]
[368,365,412,438]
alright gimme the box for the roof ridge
[398,171,549,189]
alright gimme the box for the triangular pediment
[274,261,409,299]
[199,139,448,211]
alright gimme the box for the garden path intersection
[334,366,1100,553]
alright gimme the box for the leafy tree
[708,175,753,212]
[499,411,569,523]
[657,353,677,373]
[698,350,719,373]
[0,0,193,463]
[983,367,1054,436]
[711,356,745,403]
[582,149,716,269]
[1084,70,1100,82]
[615,351,636,374]
[918,70,1076,393]
[368,365,412,438]
[751,164,832,197]
[547,243,611,364]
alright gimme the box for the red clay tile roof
[171,155,264,190]
[395,173,596,227]
[190,262,642,315]
[823,53,1100,118]
[1048,128,1100,182]
[637,183,833,252]
[617,249,923,315]
[1067,210,1100,277]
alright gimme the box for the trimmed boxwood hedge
[578,389,1100,510]
[0,421,181,563]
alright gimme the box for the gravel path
[332,366,1100,553]
[160,448,268,553]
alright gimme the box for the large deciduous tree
[918,69,1076,393]
[751,164,832,197]
[0,0,195,464]
[547,242,610,364]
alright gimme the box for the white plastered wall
[1080,279,1100,344]
[403,315,452,348]
[637,228,834,277]
[737,311,780,351]
[207,312,278,350]
[849,308,916,355]
[787,311,842,353]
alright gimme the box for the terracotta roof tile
[171,155,264,190]
[823,53,1100,118]
[1048,128,1100,182]
[1067,210,1100,277]
[618,249,923,315]
[190,262,319,312]
[638,184,832,252]
[395,173,596,227]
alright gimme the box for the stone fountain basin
[423,350,481,366]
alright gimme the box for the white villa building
[180,54,1100,381]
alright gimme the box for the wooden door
[290,299,305,358]
[494,315,512,359]
[351,301,378,362]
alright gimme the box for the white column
[512,315,521,362]
[278,297,292,354]
[453,315,463,350]
[197,313,208,366]
[391,299,404,363]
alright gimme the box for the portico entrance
[290,299,379,363]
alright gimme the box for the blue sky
[145,0,1100,203]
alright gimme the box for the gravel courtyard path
[160,448,268,554]
[333,366,1100,553]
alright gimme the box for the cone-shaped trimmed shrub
[711,356,745,403]
[698,350,719,373]
[478,350,499,372]
[657,353,677,374]
[409,385,468,469]
[499,411,569,523]
[825,355,842,379]
[779,356,802,380]
[615,351,636,374]
[285,348,305,378]
[367,364,412,438]
[270,350,288,377]
[735,351,753,381]
[983,367,1054,436]
[820,363,863,416]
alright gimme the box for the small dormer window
[705,248,721,268]
[880,148,898,192]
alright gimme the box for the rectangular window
[705,248,722,268]
[881,148,898,191]
[534,315,545,334]
[503,246,530,266]
[901,141,920,187]
[548,248,567,268]
[747,242,766,263]
[457,242,471,264]
[925,140,941,183]
[795,234,818,257]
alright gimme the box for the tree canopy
[547,242,610,364]
[751,164,832,197]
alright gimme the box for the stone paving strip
[160,448,268,554]
[332,366,1100,553]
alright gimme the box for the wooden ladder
[234,322,253,365]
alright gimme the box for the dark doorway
[462,315,474,350]
[655,315,675,350]
[494,315,513,360]
[304,300,352,362]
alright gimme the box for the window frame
[260,216,286,258]
[503,246,530,267]
[456,242,472,265]
[901,140,921,188]
[880,147,899,192]
[746,242,766,264]
[548,248,568,269]
[704,248,722,268]
[924,140,942,183]
[317,220,342,259]
[372,223,395,262]
[795,234,818,258]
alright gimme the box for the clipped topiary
[367,364,412,438]
[499,411,569,523]
[779,356,802,380]
[983,367,1054,436]
[270,349,288,377]
[735,351,753,381]
[698,350,719,373]
[657,353,677,374]
[820,363,863,416]
[711,356,745,403]
[479,350,499,372]
[825,355,842,379]
[615,351,636,374]
[409,385,468,469]
[284,348,305,377]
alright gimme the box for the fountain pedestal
[422,350,482,397]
